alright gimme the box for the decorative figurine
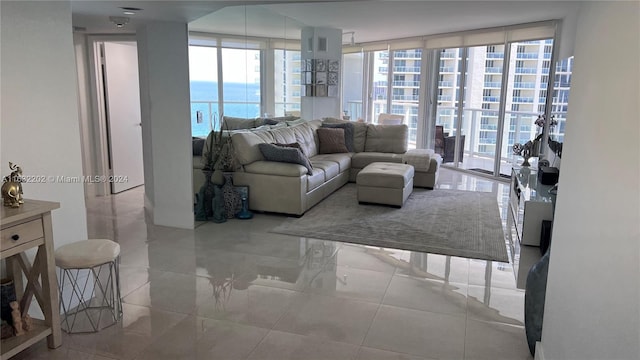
[9,301,23,336]
[21,314,32,332]
[1,162,24,208]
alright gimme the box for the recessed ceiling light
[123,11,135,15]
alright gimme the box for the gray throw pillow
[321,122,355,152]
[258,143,313,175]
[317,128,350,154]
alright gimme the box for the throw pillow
[321,122,355,152]
[317,128,349,154]
[273,142,302,151]
[258,143,313,175]
[262,118,280,125]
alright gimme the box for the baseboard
[535,342,546,360]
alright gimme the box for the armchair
[435,125,465,163]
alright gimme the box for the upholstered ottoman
[356,162,414,207]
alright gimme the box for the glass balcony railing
[515,67,537,74]
[484,81,502,88]
[438,95,453,101]
[440,52,458,59]
[392,94,419,101]
[512,96,535,103]
[439,66,455,73]
[394,66,421,73]
[483,96,500,102]
[435,106,567,164]
[439,80,454,87]
[378,66,388,73]
[393,80,420,87]
[485,67,503,73]
[394,52,422,59]
[486,52,504,59]
[516,52,539,59]
[513,82,536,89]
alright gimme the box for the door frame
[86,35,139,196]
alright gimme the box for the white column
[540,2,639,359]
[137,21,194,229]
[1,1,88,247]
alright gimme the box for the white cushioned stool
[55,239,122,333]
[356,162,414,207]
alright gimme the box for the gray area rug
[271,184,508,262]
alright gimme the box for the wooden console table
[1,200,62,359]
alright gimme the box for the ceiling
[72,1,581,43]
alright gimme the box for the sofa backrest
[364,124,408,154]
[322,117,368,152]
[231,119,321,166]
[222,115,300,130]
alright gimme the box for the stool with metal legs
[55,239,122,333]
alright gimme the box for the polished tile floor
[17,168,532,359]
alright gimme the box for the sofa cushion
[222,116,260,130]
[321,123,354,152]
[309,160,340,181]
[258,143,313,175]
[311,153,352,173]
[231,131,275,166]
[323,118,367,152]
[364,124,408,154]
[351,152,404,169]
[292,122,319,157]
[317,128,349,154]
[243,161,307,177]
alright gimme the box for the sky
[188,46,260,83]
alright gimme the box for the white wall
[137,21,194,229]
[541,2,639,359]
[1,1,88,246]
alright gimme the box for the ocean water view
[191,81,261,137]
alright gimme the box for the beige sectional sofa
[229,118,442,216]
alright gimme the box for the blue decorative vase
[235,196,253,219]
[525,249,550,356]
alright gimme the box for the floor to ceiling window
[274,49,302,116]
[342,52,364,121]
[189,46,219,137]
[221,48,261,119]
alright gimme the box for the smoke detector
[109,16,130,28]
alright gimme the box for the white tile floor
[15,168,532,360]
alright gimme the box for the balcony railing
[483,96,500,102]
[394,66,421,73]
[394,51,422,59]
[516,52,539,59]
[515,67,537,74]
[392,80,420,87]
[486,52,504,59]
[485,67,502,73]
[512,96,535,103]
[439,80,454,87]
[392,94,419,101]
[484,81,501,88]
[513,82,536,89]
[440,51,458,58]
[438,95,453,101]
[439,66,455,73]
[436,106,567,164]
